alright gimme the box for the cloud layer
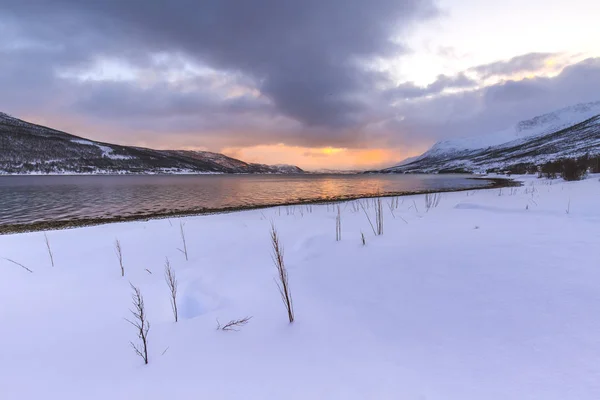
[0,0,435,144]
[1,1,599,167]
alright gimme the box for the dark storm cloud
[470,52,559,79]
[1,3,599,158]
[71,80,272,120]
[0,0,437,133]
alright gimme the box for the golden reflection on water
[0,174,486,225]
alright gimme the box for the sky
[1,0,599,170]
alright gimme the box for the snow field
[1,176,600,399]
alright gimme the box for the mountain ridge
[382,101,600,174]
[0,113,303,175]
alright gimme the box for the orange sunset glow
[221,144,425,171]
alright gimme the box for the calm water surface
[0,174,492,226]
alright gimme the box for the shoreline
[0,177,518,235]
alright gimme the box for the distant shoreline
[0,177,517,235]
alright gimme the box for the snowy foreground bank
[1,176,600,399]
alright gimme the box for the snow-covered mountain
[165,150,303,174]
[0,113,303,175]
[382,101,600,173]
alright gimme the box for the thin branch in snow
[359,202,377,236]
[164,258,178,322]
[425,193,442,212]
[3,258,33,273]
[375,198,383,235]
[270,223,294,323]
[216,316,253,331]
[125,283,150,365]
[115,239,124,277]
[387,200,396,219]
[177,222,188,261]
[44,233,54,268]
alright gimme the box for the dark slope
[0,113,303,174]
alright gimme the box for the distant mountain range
[380,101,600,174]
[0,113,303,175]
[307,168,363,174]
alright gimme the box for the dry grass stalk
[216,316,253,331]
[3,258,33,273]
[359,202,377,236]
[425,193,442,212]
[387,200,396,219]
[44,233,54,268]
[115,239,124,277]
[270,223,294,323]
[164,258,178,322]
[126,283,150,365]
[359,198,383,236]
[375,198,384,235]
[178,222,188,261]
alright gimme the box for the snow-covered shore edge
[0,176,515,235]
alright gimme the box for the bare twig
[115,239,124,277]
[361,232,366,246]
[387,200,396,218]
[359,202,377,236]
[412,200,419,214]
[43,233,55,268]
[177,222,188,261]
[3,258,33,273]
[375,198,383,235]
[125,283,150,365]
[424,193,442,212]
[359,198,383,235]
[145,268,152,275]
[216,316,253,331]
[270,223,294,323]
[164,258,178,322]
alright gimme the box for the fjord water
[0,174,491,226]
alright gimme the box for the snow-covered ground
[1,176,600,399]
[71,139,134,160]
